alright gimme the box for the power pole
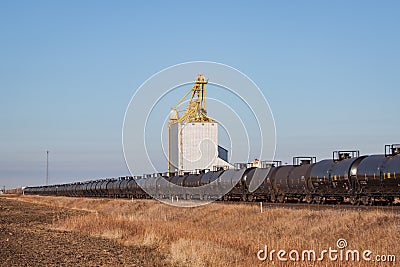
[46,150,49,185]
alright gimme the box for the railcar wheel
[314,196,322,204]
[350,196,360,206]
[247,195,254,202]
[277,195,285,203]
[370,197,375,206]
[361,196,370,206]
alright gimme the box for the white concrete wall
[181,122,218,171]
[169,121,233,173]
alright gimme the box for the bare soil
[0,197,167,267]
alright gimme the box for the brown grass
[15,196,399,266]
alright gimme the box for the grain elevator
[168,75,232,175]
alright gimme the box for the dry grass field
[13,196,399,266]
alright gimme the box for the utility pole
[46,150,49,185]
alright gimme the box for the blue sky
[1,1,399,188]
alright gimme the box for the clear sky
[1,1,399,188]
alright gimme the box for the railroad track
[215,200,400,213]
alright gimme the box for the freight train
[24,144,400,205]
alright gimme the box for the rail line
[215,200,400,213]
